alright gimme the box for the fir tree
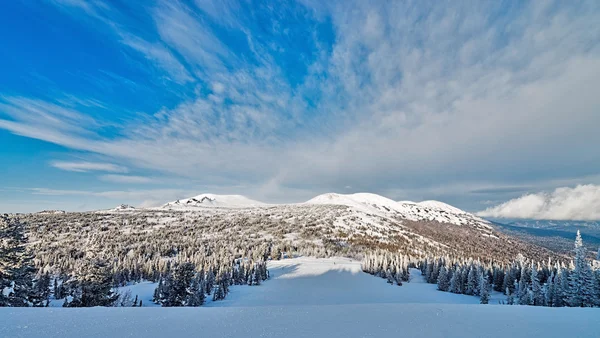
[0,215,36,307]
[437,265,450,292]
[466,266,478,296]
[566,231,594,307]
[506,287,514,305]
[479,273,490,304]
[63,236,118,307]
[449,267,462,294]
[531,263,544,306]
[30,272,51,307]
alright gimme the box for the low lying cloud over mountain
[477,185,600,221]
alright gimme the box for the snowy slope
[1,258,598,338]
[306,193,491,228]
[110,204,136,212]
[417,200,466,214]
[209,257,503,307]
[162,193,266,209]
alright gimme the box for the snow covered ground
[2,257,599,337]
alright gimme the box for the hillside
[1,258,597,338]
[20,192,558,278]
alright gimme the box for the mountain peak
[163,193,265,209]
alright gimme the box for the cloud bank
[477,185,600,220]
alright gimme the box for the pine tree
[30,272,51,307]
[518,263,531,306]
[545,270,555,307]
[449,267,461,294]
[437,265,450,292]
[479,273,490,304]
[593,269,600,307]
[566,231,594,307]
[161,262,195,307]
[531,263,544,306]
[506,287,514,305]
[185,275,205,307]
[63,236,118,307]
[466,266,478,296]
[0,215,36,307]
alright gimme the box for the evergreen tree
[185,275,205,307]
[545,270,555,307]
[0,215,36,307]
[531,263,544,306]
[161,262,195,307]
[63,236,118,307]
[479,273,490,304]
[449,267,461,294]
[593,270,600,307]
[518,263,531,306]
[437,265,450,292]
[566,231,594,307]
[466,266,478,295]
[30,272,51,307]
[506,286,514,305]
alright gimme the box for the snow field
[1,257,598,338]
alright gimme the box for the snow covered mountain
[162,193,266,209]
[159,192,489,229]
[305,193,490,229]
[110,204,136,212]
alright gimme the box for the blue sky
[1,0,599,217]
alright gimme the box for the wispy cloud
[477,185,600,221]
[2,0,600,211]
[99,174,152,184]
[28,187,197,207]
[50,161,128,173]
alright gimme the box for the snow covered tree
[479,273,490,304]
[593,269,600,307]
[531,263,544,306]
[185,274,205,307]
[158,262,196,307]
[506,286,514,305]
[63,257,118,307]
[566,231,594,307]
[0,215,36,307]
[449,267,462,294]
[63,236,118,307]
[545,270,555,307]
[466,266,478,296]
[30,272,51,307]
[437,265,450,292]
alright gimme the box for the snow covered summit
[306,192,490,228]
[162,193,266,209]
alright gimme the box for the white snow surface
[417,200,467,214]
[2,257,598,338]
[109,204,136,212]
[162,193,266,209]
[130,192,489,228]
[306,192,491,227]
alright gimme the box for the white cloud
[477,185,600,221]
[28,187,198,206]
[99,174,153,184]
[3,1,600,211]
[51,161,128,173]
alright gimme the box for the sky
[0,0,599,217]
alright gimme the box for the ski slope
[1,258,598,338]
